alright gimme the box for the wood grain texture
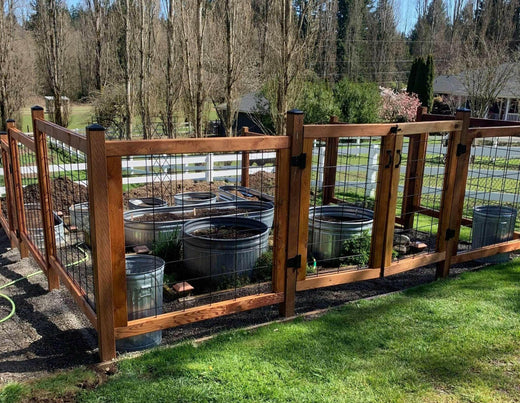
[384,252,446,277]
[296,269,380,291]
[107,157,127,328]
[303,121,461,139]
[35,119,88,153]
[115,293,284,339]
[9,128,36,151]
[86,126,116,361]
[273,149,290,294]
[105,136,290,156]
[451,240,520,264]
[470,126,520,139]
[32,108,60,290]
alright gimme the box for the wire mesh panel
[394,133,447,261]
[307,137,380,275]
[0,147,9,227]
[18,141,49,260]
[121,149,278,315]
[46,137,94,309]
[460,136,520,258]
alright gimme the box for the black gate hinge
[287,254,302,269]
[456,143,467,156]
[445,228,455,241]
[291,153,306,169]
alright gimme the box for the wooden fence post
[7,119,29,258]
[0,132,16,248]
[322,116,339,205]
[86,123,117,361]
[31,106,60,290]
[241,127,250,187]
[281,110,310,316]
[369,132,402,272]
[436,109,472,278]
[401,106,429,229]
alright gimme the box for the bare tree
[264,0,320,136]
[0,0,30,129]
[178,0,212,137]
[32,0,68,126]
[459,40,519,118]
[212,0,255,137]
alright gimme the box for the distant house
[434,64,520,121]
[216,93,271,136]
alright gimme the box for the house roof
[216,93,269,114]
[434,63,520,99]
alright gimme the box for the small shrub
[152,230,182,266]
[333,79,380,123]
[253,250,273,282]
[341,231,371,266]
[296,81,340,124]
[379,88,421,122]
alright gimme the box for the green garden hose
[0,243,89,323]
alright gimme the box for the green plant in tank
[152,230,182,264]
[341,231,371,266]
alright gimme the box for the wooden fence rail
[1,106,519,362]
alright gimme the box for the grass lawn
[3,262,520,402]
[19,104,93,132]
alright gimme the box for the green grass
[20,104,93,132]
[4,262,520,402]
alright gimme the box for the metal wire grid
[18,143,47,259]
[0,151,8,224]
[46,137,94,310]
[121,149,277,315]
[394,133,447,261]
[462,137,520,252]
[308,138,380,274]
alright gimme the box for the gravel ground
[0,224,489,384]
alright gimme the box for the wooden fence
[1,106,520,361]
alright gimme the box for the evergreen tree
[425,55,434,111]
[407,58,419,94]
[413,57,427,106]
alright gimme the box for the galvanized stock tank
[182,217,269,282]
[173,192,217,206]
[124,201,274,248]
[128,197,167,210]
[116,255,164,352]
[69,202,90,234]
[472,205,517,263]
[25,203,65,250]
[308,205,374,261]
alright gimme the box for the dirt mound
[23,177,89,212]
[249,172,276,196]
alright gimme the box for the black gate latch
[287,254,302,269]
[291,153,306,169]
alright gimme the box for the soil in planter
[249,172,276,196]
[229,190,260,201]
[130,208,259,223]
[192,225,261,239]
[315,214,368,223]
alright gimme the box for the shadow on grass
[81,262,520,402]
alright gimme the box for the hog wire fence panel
[459,136,520,257]
[0,144,9,229]
[121,149,277,315]
[18,141,47,261]
[46,137,94,309]
[307,137,380,274]
[394,133,447,261]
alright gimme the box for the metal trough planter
[218,185,274,203]
[25,203,65,250]
[124,201,274,248]
[308,205,374,262]
[69,202,90,234]
[182,217,269,283]
[128,197,167,210]
[173,192,217,206]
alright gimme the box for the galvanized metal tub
[25,203,65,250]
[173,192,217,206]
[128,197,167,210]
[69,202,90,233]
[472,205,517,263]
[124,201,274,248]
[116,255,164,352]
[308,206,374,262]
[183,217,269,282]
[218,185,274,203]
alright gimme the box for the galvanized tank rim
[183,216,269,244]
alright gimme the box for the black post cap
[6,119,15,123]
[31,105,44,111]
[0,131,6,135]
[456,108,471,113]
[287,109,304,115]
[86,123,105,131]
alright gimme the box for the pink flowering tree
[379,88,421,122]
